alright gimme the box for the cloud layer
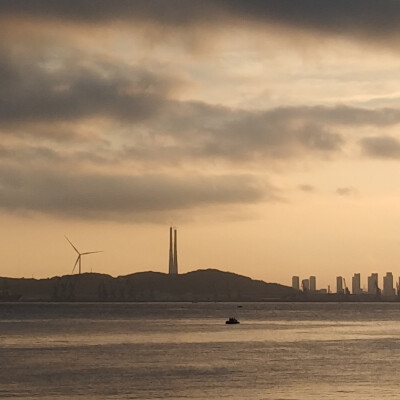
[2,0,400,45]
[361,136,400,159]
[1,1,400,222]
[0,167,273,220]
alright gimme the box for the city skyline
[292,271,400,296]
[2,2,400,287]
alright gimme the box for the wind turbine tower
[65,236,102,274]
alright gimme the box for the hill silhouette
[0,269,296,302]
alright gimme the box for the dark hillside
[0,269,296,302]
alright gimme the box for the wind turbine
[65,236,102,275]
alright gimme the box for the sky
[2,1,400,290]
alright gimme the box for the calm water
[1,302,400,399]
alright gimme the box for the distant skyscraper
[336,276,343,294]
[383,272,395,297]
[309,276,316,291]
[352,273,361,295]
[397,277,400,296]
[292,276,300,290]
[168,226,178,275]
[368,273,378,295]
[302,279,310,291]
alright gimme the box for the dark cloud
[0,142,117,169]
[0,144,60,163]
[218,1,400,42]
[277,106,400,127]
[5,37,400,165]
[0,166,276,220]
[120,107,345,164]
[1,1,398,228]
[1,0,400,44]
[298,184,315,193]
[360,136,400,159]
[2,8,399,227]
[3,45,400,155]
[0,42,346,161]
[6,35,400,167]
[131,105,400,164]
[0,1,219,25]
[0,47,177,125]
[336,187,358,196]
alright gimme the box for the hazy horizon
[2,1,400,290]
[0,259,393,295]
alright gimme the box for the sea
[1,302,400,399]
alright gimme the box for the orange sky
[1,1,400,290]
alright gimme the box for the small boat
[225,317,240,324]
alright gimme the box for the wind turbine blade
[72,256,80,274]
[81,251,103,255]
[65,236,80,255]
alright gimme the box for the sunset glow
[2,1,400,290]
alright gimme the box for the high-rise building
[336,276,343,294]
[168,226,178,275]
[383,272,395,297]
[368,273,378,295]
[292,276,300,290]
[397,277,400,296]
[352,273,361,295]
[309,276,316,291]
[302,279,310,291]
